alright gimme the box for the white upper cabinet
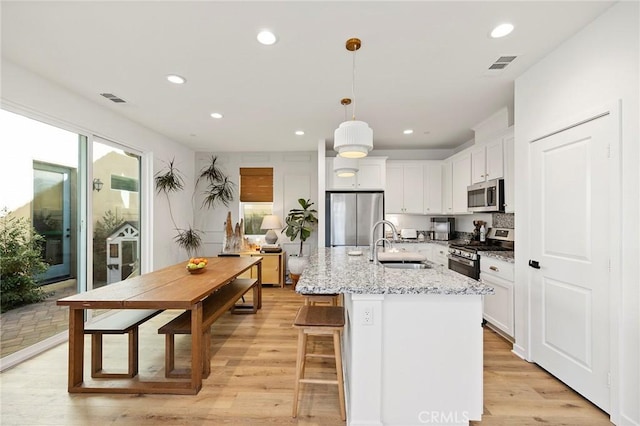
[503,130,515,213]
[357,159,386,189]
[442,160,453,214]
[423,161,443,214]
[471,139,504,184]
[326,157,386,190]
[385,162,424,214]
[451,153,472,214]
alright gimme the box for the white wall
[514,2,639,424]
[1,59,195,270]
[193,151,318,259]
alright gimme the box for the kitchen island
[296,247,493,426]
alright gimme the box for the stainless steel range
[448,227,514,280]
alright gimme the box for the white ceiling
[1,1,614,153]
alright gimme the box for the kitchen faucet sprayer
[369,220,399,261]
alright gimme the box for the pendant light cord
[351,49,357,121]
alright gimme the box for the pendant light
[334,38,373,159]
[334,98,359,177]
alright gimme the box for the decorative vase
[288,255,309,275]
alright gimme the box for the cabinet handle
[489,266,499,272]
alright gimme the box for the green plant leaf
[154,158,184,194]
[281,199,318,256]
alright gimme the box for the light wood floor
[0,286,611,425]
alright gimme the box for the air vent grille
[100,93,127,103]
[486,55,518,73]
[496,56,517,63]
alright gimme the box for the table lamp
[261,215,282,244]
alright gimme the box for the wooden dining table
[57,256,262,395]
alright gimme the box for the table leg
[256,261,263,309]
[190,302,203,393]
[68,307,85,390]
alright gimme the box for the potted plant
[282,198,318,275]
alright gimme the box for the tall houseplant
[282,198,317,275]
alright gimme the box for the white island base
[343,293,483,426]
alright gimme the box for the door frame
[518,100,622,419]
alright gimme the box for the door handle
[529,260,541,269]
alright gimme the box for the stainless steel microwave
[467,179,505,212]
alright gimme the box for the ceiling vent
[484,55,518,76]
[100,93,127,103]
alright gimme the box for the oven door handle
[447,255,475,267]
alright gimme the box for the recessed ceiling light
[491,23,514,38]
[210,112,223,119]
[403,129,414,135]
[166,74,186,84]
[295,130,305,136]
[257,30,277,45]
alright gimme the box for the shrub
[0,209,48,312]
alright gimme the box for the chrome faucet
[373,237,393,264]
[369,220,399,262]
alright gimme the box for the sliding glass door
[0,108,146,364]
[0,108,80,360]
[91,139,141,289]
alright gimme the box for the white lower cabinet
[480,256,514,338]
[431,244,448,267]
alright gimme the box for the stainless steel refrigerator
[325,192,384,247]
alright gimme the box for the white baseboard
[0,331,67,372]
[511,343,527,361]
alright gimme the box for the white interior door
[529,115,611,412]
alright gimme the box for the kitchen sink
[380,262,432,270]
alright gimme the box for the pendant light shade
[333,37,373,158]
[333,155,359,177]
[334,120,373,159]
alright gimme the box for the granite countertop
[296,247,494,296]
[479,250,515,263]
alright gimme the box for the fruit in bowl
[186,257,208,273]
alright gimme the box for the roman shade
[240,168,273,202]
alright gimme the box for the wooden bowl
[187,267,206,274]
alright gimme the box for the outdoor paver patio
[0,280,76,358]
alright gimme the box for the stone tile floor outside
[0,280,76,358]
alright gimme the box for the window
[110,175,139,192]
[239,168,273,236]
[242,203,273,235]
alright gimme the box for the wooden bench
[158,278,259,378]
[84,309,161,378]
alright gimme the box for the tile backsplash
[492,212,514,229]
